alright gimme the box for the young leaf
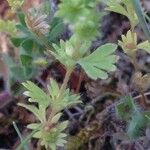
[106,0,138,29]
[27,123,41,130]
[56,0,101,40]
[106,0,128,17]
[78,43,117,80]
[137,41,150,54]
[118,30,137,56]
[47,78,81,112]
[51,113,62,124]
[118,30,150,55]
[52,41,76,68]
[48,78,60,100]
[22,81,50,107]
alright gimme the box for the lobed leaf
[78,43,117,80]
[22,81,50,107]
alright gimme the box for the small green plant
[1,0,150,149]
[18,79,80,149]
[2,0,64,82]
[14,0,118,149]
[107,0,150,140]
[116,96,150,139]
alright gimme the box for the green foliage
[22,81,50,108]
[48,78,81,112]
[9,0,150,149]
[7,0,24,11]
[116,96,150,139]
[0,19,16,35]
[78,43,117,80]
[56,0,102,40]
[52,37,91,68]
[52,38,117,79]
[106,0,138,29]
[116,96,135,120]
[18,78,80,149]
[9,11,64,81]
[52,40,77,68]
[118,30,150,56]
[137,41,150,53]
[127,111,149,139]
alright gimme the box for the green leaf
[48,78,60,100]
[27,123,41,130]
[51,113,62,124]
[16,24,31,35]
[116,96,136,120]
[137,40,150,53]
[17,12,26,27]
[56,0,102,40]
[106,0,128,17]
[52,41,76,68]
[20,55,32,66]
[11,37,26,47]
[107,0,138,29]
[47,78,81,112]
[58,121,68,132]
[49,143,57,150]
[127,111,147,139]
[22,81,50,107]
[49,21,64,41]
[10,66,26,81]
[78,43,117,80]
[21,39,34,54]
[51,88,81,112]
[18,103,45,122]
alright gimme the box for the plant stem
[57,67,73,99]
[75,71,84,94]
[132,0,150,43]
